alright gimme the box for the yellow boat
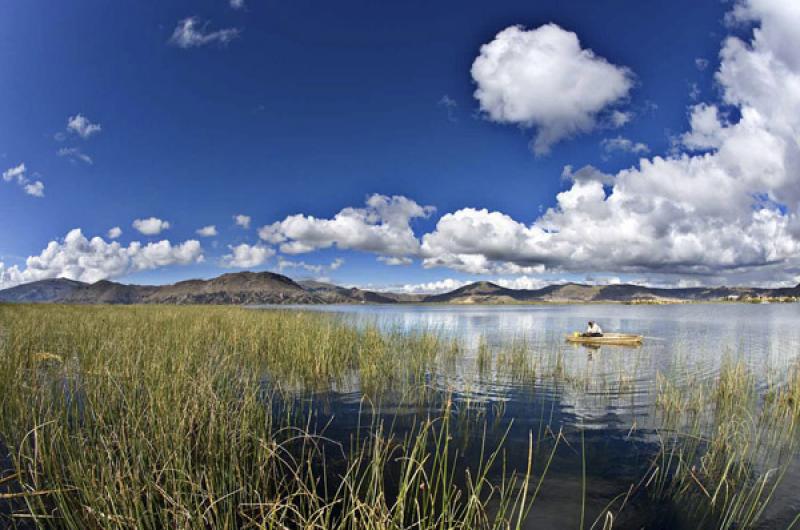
[565,332,643,346]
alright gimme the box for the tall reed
[0,304,545,529]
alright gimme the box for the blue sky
[2,0,799,292]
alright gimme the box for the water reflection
[255,302,800,528]
[267,303,800,426]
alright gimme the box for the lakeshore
[2,303,799,528]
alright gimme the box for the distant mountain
[1,273,798,306]
[0,278,86,303]
[299,280,425,304]
[0,272,319,305]
[424,281,522,304]
[424,281,800,304]
[297,280,399,304]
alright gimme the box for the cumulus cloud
[494,276,552,290]
[258,194,435,258]
[0,263,25,290]
[610,110,633,127]
[57,147,93,165]
[276,257,345,275]
[471,24,634,155]
[2,163,26,183]
[416,0,800,284]
[561,165,614,185]
[681,104,727,150]
[196,225,218,237]
[375,276,552,294]
[211,0,800,287]
[24,181,45,197]
[379,278,470,295]
[601,136,650,155]
[108,227,122,239]
[3,163,44,198]
[0,229,203,289]
[169,17,240,49]
[67,114,101,139]
[133,217,170,235]
[222,244,274,268]
[382,275,607,293]
[234,214,251,229]
[378,256,413,266]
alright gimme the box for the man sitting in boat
[584,321,603,337]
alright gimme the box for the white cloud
[169,17,240,49]
[0,262,24,290]
[695,57,710,71]
[234,214,251,229]
[493,276,552,290]
[610,110,633,127]
[133,217,170,235]
[471,24,634,155]
[681,103,727,150]
[276,257,345,275]
[561,165,614,185]
[381,278,470,295]
[24,181,44,197]
[230,0,245,9]
[416,0,800,284]
[108,227,122,239]
[196,225,218,237]
[227,0,800,287]
[438,95,458,121]
[222,244,274,268]
[378,256,413,266]
[439,95,457,108]
[384,276,552,294]
[689,82,701,101]
[258,194,435,257]
[0,229,203,289]
[601,136,650,155]
[2,163,25,182]
[3,163,44,198]
[57,147,93,165]
[67,114,101,139]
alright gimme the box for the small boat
[565,332,644,346]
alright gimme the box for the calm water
[260,303,800,529]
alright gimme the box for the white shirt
[587,323,603,334]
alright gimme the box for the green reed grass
[0,304,549,529]
[650,357,800,529]
[2,304,799,529]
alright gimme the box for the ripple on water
[254,302,800,528]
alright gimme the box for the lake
[259,302,800,529]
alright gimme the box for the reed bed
[1,304,799,529]
[650,357,800,529]
[0,304,549,529]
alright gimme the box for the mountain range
[0,272,798,305]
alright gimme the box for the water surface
[259,303,800,528]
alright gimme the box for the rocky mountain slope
[425,281,800,304]
[1,273,798,305]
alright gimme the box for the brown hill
[297,280,399,304]
[1,273,798,306]
[144,272,317,304]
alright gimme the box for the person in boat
[584,321,603,337]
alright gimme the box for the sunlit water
[257,303,800,529]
